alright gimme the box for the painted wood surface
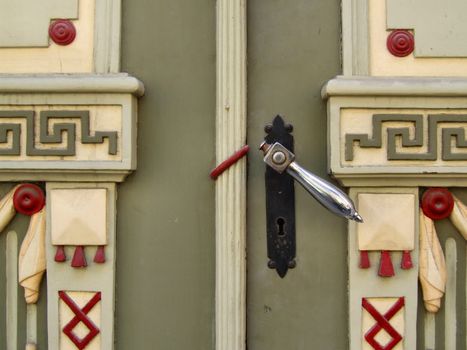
[46,182,116,350]
[444,239,457,350]
[419,213,447,313]
[349,188,419,350]
[450,196,467,240]
[343,0,467,76]
[215,1,247,350]
[6,231,18,350]
[18,208,46,305]
[0,186,18,233]
[0,0,78,47]
[118,0,215,348]
[357,193,415,251]
[0,0,93,74]
[0,0,122,74]
[51,189,107,246]
[0,90,139,180]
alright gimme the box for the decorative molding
[345,114,467,162]
[349,188,419,350]
[0,74,144,96]
[324,76,467,186]
[19,208,47,304]
[215,0,247,349]
[47,182,116,350]
[357,193,415,253]
[341,0,369,75]
[0,75,143,182]
[322,76,467,99]
[419,212,446,313]
[59,291,101,349]
[362,297,405,350]
[94,0,122,73]
[51,188,108,268]
[0,110,118,156]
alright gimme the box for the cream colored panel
[0,0,94,73]
[341,108,467,168]
[358,193,415,251]
[51,189,107,246]
[0,0,78,47]
[362,298,405,350]
[0,105,122,162]
[19,208,47,304]
[370,0,467,76]
[59,291,101,350]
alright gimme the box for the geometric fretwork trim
[346,114,467,161]
[0,110,117,156]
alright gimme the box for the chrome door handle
[260,141,363,223]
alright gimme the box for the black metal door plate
[264,115,296,278]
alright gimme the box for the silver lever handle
[260,141,363,223]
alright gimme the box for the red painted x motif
[362,297,405,350]
[59,291,101,350]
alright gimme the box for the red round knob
[387,30,414,57]
[14,184,45,216]
[421,188,454,220]
[49,20,76,46]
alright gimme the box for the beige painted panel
[358,193,415,251]
[51,189,107,246]
[370,0,467,76]
[362,298,405,350]
[59,291,101,350]
[0,0,78,47]
[0,105,122,162]
[0,0,94,73]
[341,108,467,167]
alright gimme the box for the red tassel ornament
[359,250,371,269]
[378,251,395,277]
[94,246,106,264]
[54,245,66,262]
[401,250,413,270]
[71,246,87,268]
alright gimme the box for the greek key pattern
[345,114,467,161]
[0,110,117,156]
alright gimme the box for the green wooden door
[246,1,348,349]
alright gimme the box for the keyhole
[277,217,286,237]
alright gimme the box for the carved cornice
[0,74,144,96]
[322,76,467,98]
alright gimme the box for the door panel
[247,1,347,349]
[118,1,216,349]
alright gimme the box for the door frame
[215,1,247,349]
